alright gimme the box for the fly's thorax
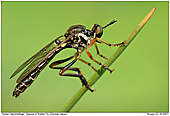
[65,32,91,49]
[64,25,93,48]
[77,33,91,45]
[65,25,86,38]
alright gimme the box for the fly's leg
[78,58,97,72]
[95,43,108,60]
[85,50,114,73]
[49,47,95,92]
[50,67,95,92]
[49,56,74,69]
[97,38,127,47]
[73,51,98,72]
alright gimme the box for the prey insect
[10,20,126,98]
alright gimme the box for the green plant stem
[60,7,156,112]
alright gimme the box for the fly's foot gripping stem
[110,68,115,73]
[49,55,96,92]
[85,50,113,73]
[79,76,95,92]
[123,40,127,46]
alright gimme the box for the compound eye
[96,26,103,38]
[91,24,103,38]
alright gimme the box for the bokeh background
[2,1,168,112]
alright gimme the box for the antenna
[102,20,117,29]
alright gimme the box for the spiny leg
[78,58,97,72]
[97,38,127,47]
[49,55,74,69]
[58,49,81,75]
[95,43,108,60]
[50,67,95,92]
[50,52,98,72]
[85,50,114,73]
[50,47,95,92]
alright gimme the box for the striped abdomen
[13,68,41,97]
[12,47,64,98]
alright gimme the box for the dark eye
[96,26,103,38]
[91,24,103,38]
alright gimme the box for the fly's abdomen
[12,67,41,98]
[12,47,63,98]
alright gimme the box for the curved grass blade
[60,7,156,112]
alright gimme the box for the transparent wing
[10,35,64,82]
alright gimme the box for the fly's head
[90,24,103,39]
[90,20,117,43]
[90,20,117,41]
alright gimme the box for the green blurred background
[2,1,168,112]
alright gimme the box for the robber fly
[10,20,126,98]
